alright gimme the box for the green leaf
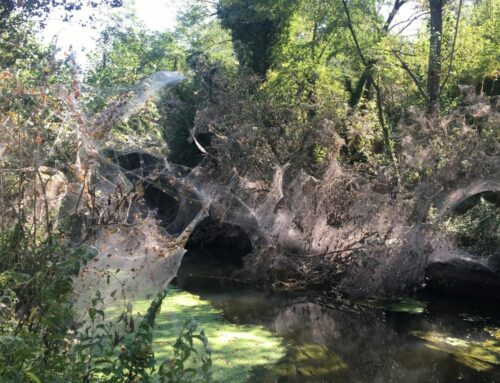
[25,372,41,383]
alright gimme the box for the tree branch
[341,0,367,65]
[441,0,463,89]
[393,51,428,100]
[389,11,429,32]
[383,0,407,32]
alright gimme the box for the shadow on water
[172,216,254,294]
[171,256,500,383]
[249,298,500,382]
[145,196,500,382]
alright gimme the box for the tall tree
[217,0,298,76]
[427,0,444,116]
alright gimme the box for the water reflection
[411,329,500,372]
[175,273,500,383]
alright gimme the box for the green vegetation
[411,328,500,371]
[444,196,500,257]
[378,297,427,314]
[0,235,92,382]
[74,289,213,383]
[0,0,498,381]
[107,289,285,382]
[0,231,213,382]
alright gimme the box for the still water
[160,262,500,383]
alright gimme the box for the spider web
[71,71,212,313]
[63,70,286,314]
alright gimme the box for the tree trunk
[427,0,443,117]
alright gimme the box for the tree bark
[344,0,406,110]
[348,60,376,108]
[427,0,444,117]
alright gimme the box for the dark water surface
[173,261,500,383]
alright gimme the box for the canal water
[129,256,500,383]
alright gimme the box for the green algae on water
[364,297,427,314]
[108,288,285,383]
[383,298,427,314]
[411,328,500,371]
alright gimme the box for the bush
[445,196,500,257]
[0,232,213,382]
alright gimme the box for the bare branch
[390,11,430,35]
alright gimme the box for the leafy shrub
[0,233,93,382]
[0,233,213,382]
[74,290,212,383]
[445,197,500,257]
